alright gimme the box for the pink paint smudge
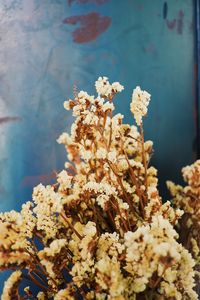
[166,9,184,34]
[166,19,176,30]
[63,12,111,43]
[0,116,22,124]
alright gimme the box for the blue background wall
[0,0,198,292]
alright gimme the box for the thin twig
[140,123,148,203]
[60,211,83,239]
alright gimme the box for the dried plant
[0,77,199,300]
[167,160,200,296]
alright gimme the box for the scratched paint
[63,12,111,43]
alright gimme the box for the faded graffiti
[166,9,184,34]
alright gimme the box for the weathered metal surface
[0,0,197,291]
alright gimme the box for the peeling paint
[63,12,111,43]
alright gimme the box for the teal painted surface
[0,0,197,292]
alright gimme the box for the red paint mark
[0,116,22,124]
[68,0,109,6]
[166,19,176,30]
[166,10,184,34]
[63,12,111,43]
[177,10,184,34]
[21,172,56,187]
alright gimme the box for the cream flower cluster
[182,159,200,188]
[0,77,198,299]
[124,215,196,298]
[130,86,151,126]
[95,76,124,97]
[167,159,200,291]
[2,270,22,300]
[0,210,32,270]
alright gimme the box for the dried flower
[95,76,124,97]
[2,271,22,300]
[0,77,198,300]
[130,86,151,126]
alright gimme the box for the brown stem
[28,272,49,292]
[27,242,59,289]
[107,209,118,232]
[94,205,113,232]
[119,132,145,218]
[124,153,145,218]
[60,211,83,239]
[125,210,132,231]
[110,199,129,232]
[100,110,109,135]
[89,198,100,235]
[107,161,138,213]
[151,266,168,289]
[108,110,113,149]
[140,123,148,203]
[33,269,48,286]
[127,134,141,143]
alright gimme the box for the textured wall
[0,0,198,291]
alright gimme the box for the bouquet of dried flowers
[0,77,199,300]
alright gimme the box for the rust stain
[0,116,22,124]
[63,12,111,43]
[21,172,56,187]
[68,0,110,6]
